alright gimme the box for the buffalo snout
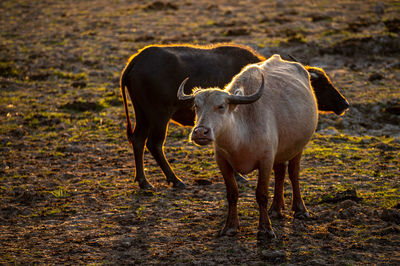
[335,99,350,115]
[191,126,213,146]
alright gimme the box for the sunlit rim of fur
[125,42,266,64]
[191,87,226,96]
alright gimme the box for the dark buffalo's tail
[120,60,135,145]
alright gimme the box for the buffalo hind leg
[288,151,310,219]
[146,121,186,188]
[269,162,287,219]
[130,108,153,189]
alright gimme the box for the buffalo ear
[228,88,244,112]
[227,74,264,105]
[233,88,244,96]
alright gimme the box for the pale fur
[193,54,318,174]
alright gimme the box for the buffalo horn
[177,77,194,101]
[288,54,301,63]
[227,73,265,105]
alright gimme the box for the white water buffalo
[178,54,318,239]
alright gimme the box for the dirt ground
[1,0,399,264]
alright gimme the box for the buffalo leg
[269,162,287,218]
[131,107,152,189]
[256,162,276,239]
[216,150,239,236]
[288,151,310,219]
[146,121,186,188]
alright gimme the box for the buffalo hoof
[257,229,276,240]
[294,211,312,220]
[218,227,238,237]
[234,172,248,183]
[166,177,186,189]
[268,208,285,219]
[138,181,154,190]
[173,180,186,189]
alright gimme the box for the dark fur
[307,66,349,114]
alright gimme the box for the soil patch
[1,0,399,264]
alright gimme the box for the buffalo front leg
[256,163,276,240]
[269,162,287,218]
[288,151,310,219]
[146,121,186,188]
[216,151,239,237]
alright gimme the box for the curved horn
[309,72,319,79]
[227,73,265,105]
[177,77,194,101]
[288,54,301,63]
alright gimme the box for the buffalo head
[178,75,264,146]
[307,67,349,115]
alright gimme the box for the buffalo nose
[335,99,350,115]
[193,126,210,138]
[344,99,350,109]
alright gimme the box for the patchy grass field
[1,0,399,264]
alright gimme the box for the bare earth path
[1,0,399,264]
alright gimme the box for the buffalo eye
[217,104,226,112]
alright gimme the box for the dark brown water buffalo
[120,44,349,189]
